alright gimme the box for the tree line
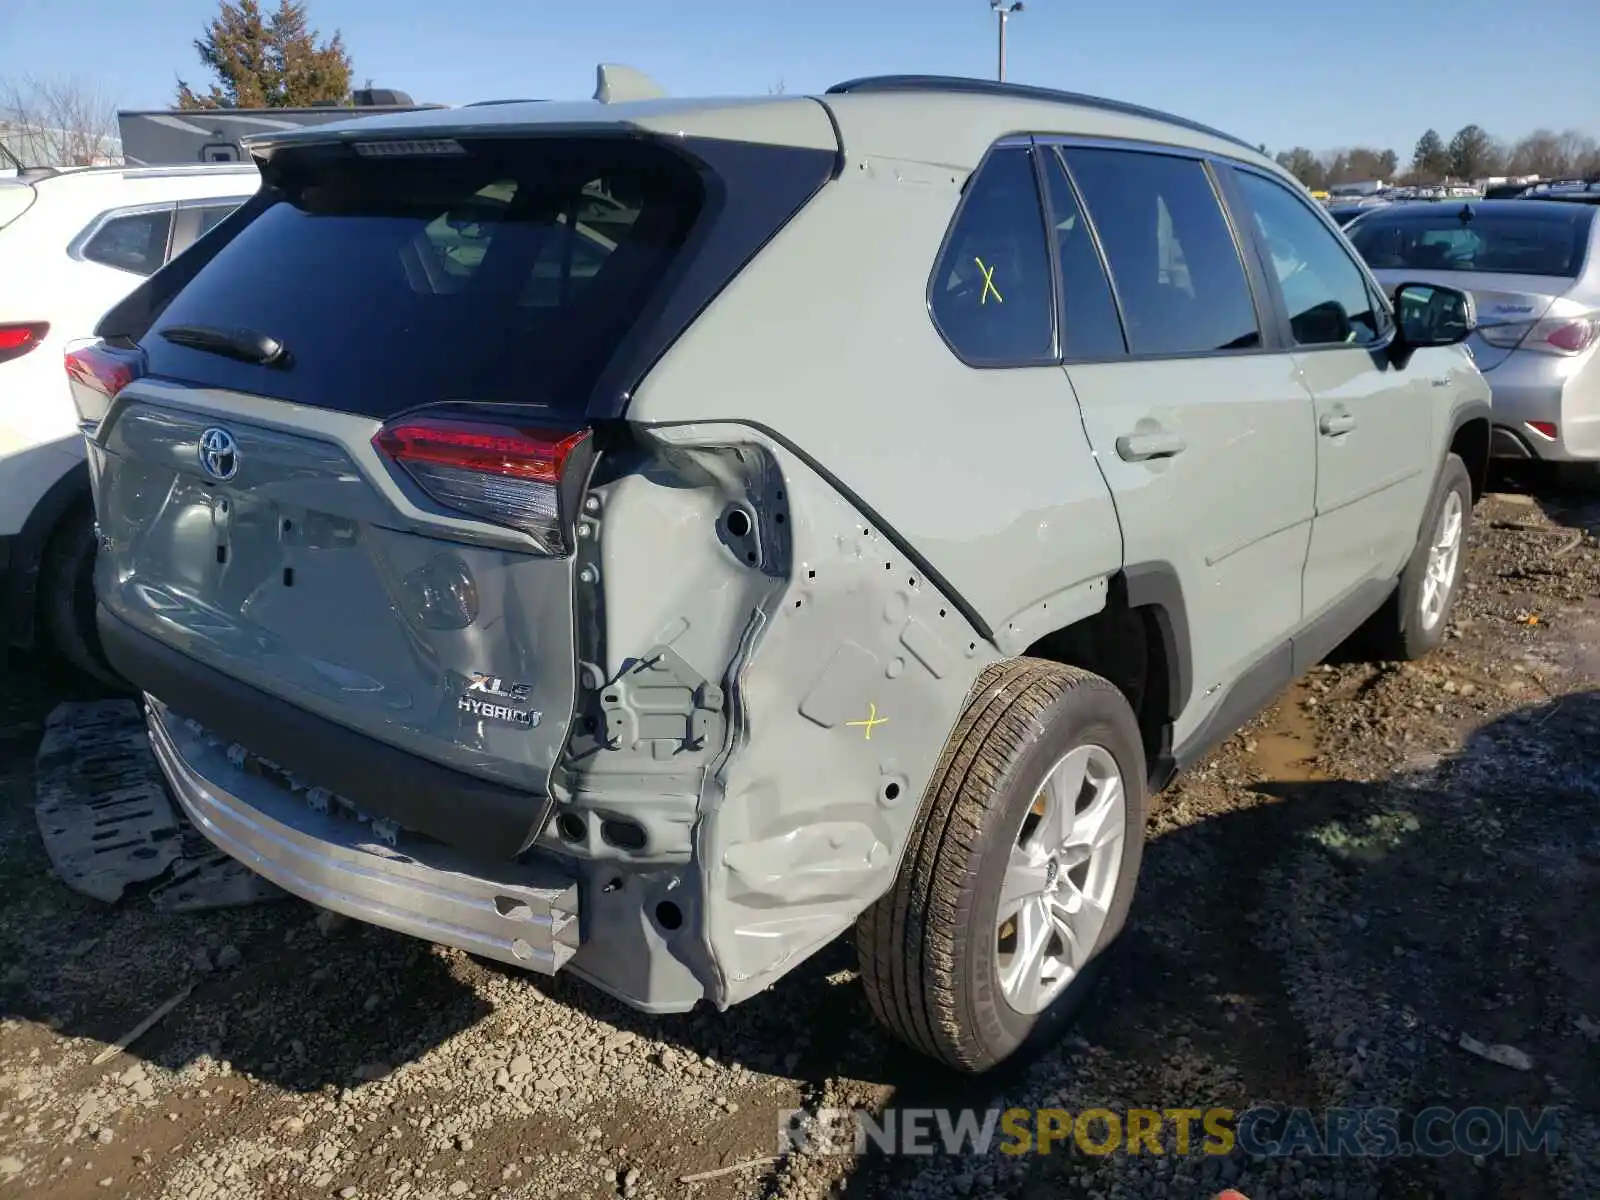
[1272,124,1600,190]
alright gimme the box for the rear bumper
[98,605,553,859]
[146,697,581,973]
[1484,351,1600,462]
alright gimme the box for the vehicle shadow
[1488,461,1600,535]
[0,649,495,1096]
[812,688,1600,1199]
[3,644,1594,1200]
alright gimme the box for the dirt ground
[2,475,1597,1200]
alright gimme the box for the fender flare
[1113,561,1192,723]
[1424,399,1493,540]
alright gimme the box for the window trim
[168,196,253,260]
[1222,163,1399,354]
[1035,144,1130,362]
[924,137,1061,370]
[1037,135,1287,364]
[67,201,178,275]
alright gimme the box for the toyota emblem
[198,427,238,481]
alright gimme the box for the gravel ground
[2,478,1597,1200]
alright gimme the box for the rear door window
[1039,148,1126,360]
[929,145,1055,365]
[1064,148,1262,357]
[194,202,243,240]
[81,207,175,276]
[141,137,706,419]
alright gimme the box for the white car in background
[0,162,259,681]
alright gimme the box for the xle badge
[458,673,542,729]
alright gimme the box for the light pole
[991,0,1024,83]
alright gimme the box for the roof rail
[824,74,1256,153]
[463,98,550,107]
[119,163,260,179]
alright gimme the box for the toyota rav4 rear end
[71,82,1005,1019]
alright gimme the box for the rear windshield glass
[141,137,705,418]
[1348,207,1592,277]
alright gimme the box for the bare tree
[767,79,787,95]
[0,76,119,168]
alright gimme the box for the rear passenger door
[1045,143,1318,746]
[1224,167,1431,621]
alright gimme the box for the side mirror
[1392,281,1476,349]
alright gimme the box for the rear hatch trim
[100,605,555,859]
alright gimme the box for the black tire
[38,505,125,689]
[856,658,1147,1074]
[1365,453,1473,662]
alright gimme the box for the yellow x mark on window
[974,256,1004,305]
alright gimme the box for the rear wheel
[38,505,124,689]
[856,658,1146,1073]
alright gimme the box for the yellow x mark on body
[846,702,889,740]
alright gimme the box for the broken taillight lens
[373,417,592,554]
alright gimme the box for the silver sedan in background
[1346,198,1600,483]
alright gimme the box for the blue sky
[3,0,1598,156]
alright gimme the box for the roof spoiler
[594,63,665,104]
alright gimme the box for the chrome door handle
[1319,412,1357,436]
[1115,431,1187,462]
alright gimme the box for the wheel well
[5,462,92,650]
[1450,417,1490,503]
[1023,600,1172,771]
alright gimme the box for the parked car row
[47,70,1496,1074]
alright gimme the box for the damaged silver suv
[71,69,1492,1073]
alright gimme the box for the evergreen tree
[176,1,352,109]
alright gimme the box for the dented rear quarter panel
[610,138,1127,1004]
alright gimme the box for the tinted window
[1041,150,1126,359]
[194,202,242,239]
[930,146,1054,364]
[1234,171,1384,347]
[1065,149,1260,356]
[1348,207,1592,277]
[82,208,173,276]
[142,138,705,418]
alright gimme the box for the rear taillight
[1540,317,1599,354]
[0,321,48,365]
[1483,314,1599,355]
[1527,421,1559,441]
[65,342,144,433]
[374,417,592,554]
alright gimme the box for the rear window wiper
[159,324,291,367]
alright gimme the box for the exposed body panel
[624,155,1126,653]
